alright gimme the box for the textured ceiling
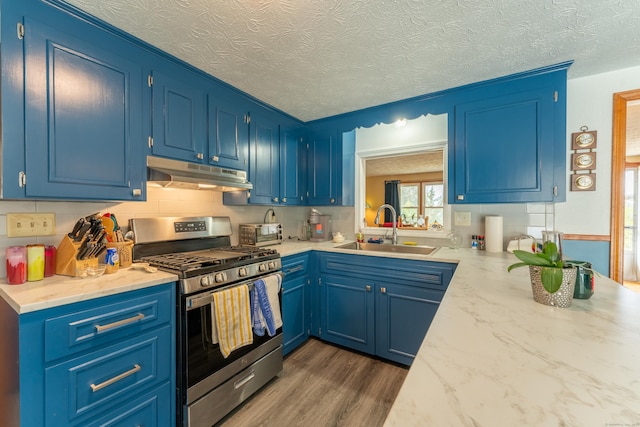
[366,151,443,177]
[64,0,640,122]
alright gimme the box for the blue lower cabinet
[282,253,311,355]
[45,326,171,426]
[11,283,176,427]
[321,274,375,354]
[86,382,171,427]
[376,282,444,365]
[282,275,309,355]
[317,252,455,365]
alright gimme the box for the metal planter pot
[528,265,577,307]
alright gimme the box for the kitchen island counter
[382,247,640,426]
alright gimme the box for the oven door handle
[234,370,256,390]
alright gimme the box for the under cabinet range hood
[146,156,253,191]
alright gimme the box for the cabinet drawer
[44,287,172,362]
[45,326,171,426]
[86,382,172,427]
[282,253,309,279]
[320,253,456,291]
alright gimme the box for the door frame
[610,89,640,283]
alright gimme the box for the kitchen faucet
[374,204,398,245]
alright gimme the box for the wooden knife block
[56,235,98,277]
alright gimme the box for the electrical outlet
[454,211,471,227]
[6,213,56,237]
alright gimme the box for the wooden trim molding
[563,234,610,242]
[610,89,640,283]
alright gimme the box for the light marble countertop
[0,268,178,314]
[383,247,640,427]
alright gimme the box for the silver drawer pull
[95,313,145,333]
[234,371,255,389]
[90,364,141,392]
[285,265,304,274]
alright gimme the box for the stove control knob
[259,263,267,272]
[200,276,210,287]
[268,261,276,270]
[214,272,226,283]
[238,267,248,277]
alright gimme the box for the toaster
[239,223,283,246]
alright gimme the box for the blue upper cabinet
[21,12,146,200]
[224,107,307,206]
[208,90,249,170]
[306,128,354,206]
[280,127,307,205]
[451,64,569,203]
[246,109,281,204]
[150,62,208,163]
[307,130,339,205]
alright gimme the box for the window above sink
[353,113,451,240]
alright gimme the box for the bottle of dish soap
[357,218,366,243]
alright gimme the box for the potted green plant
[507,241,577,307]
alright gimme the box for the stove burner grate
[140,253,224,271]
[138,246,279,273]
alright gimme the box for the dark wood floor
[217,338,408,427]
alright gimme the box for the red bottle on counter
[44,245,56,277]
[6,246,27,284]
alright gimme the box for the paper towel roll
[485,216,503,253]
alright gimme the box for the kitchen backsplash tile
[1,186,538,278]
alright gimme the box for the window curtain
[384,180,401,223]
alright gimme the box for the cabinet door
[150,64,207,162]
[307,131,338,205]
[280,128,306,205]
[247,113,280,204]
[209,94,249,170]
[453,87,557,203]
[321,274,375,355]
[376,282,443,366]
[45,326,171,426]
[282,275,309,356]
[23,16,145,200]
[17,283,176,427]
[282,253,311,355]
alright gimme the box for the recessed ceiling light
[394,118,407,128]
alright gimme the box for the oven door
[181,279,283,406]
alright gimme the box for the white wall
[556,65,640,234]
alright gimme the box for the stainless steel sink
[335,242,438,255]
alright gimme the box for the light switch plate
[6,213,56,237]
[454,211,471,226]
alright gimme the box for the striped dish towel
[251,273,283,337]
[211,284,253,358]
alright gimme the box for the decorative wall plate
[571,152,597,170]
[571,173,596,191]
[571,129,597,150]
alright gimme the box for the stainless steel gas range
[130,216,283,427]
